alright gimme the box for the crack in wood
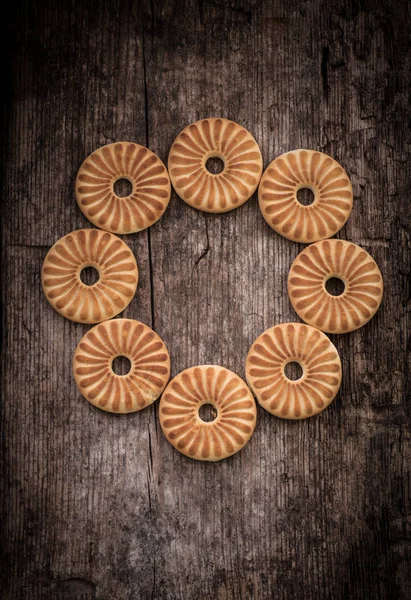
[151,557,156,600]
[194,218,211,266]
[142,15,156,331]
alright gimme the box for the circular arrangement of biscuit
[258,149,353,243]
[159,365,257,461]
[73,319,170,413]
[42,229,138,324]
[288,239,383,333]
[76,142,171,233]
[246,323,342,419]
[168,118,263,213]
[41,126,385,454]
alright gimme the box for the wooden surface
[1,1,410,598]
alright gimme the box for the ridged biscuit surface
[159,365,257,461]
[73,319,170,413]
[76,142,170,233]
[42,229,138,323]
[288,239,383,333]
[246,323,342,419]
[168,118,263,213]
[259,149,353,242]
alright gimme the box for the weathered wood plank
[145,2,411,598]
[2,2,155,599]
[1,0,410,599]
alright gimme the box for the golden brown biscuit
[42,229,138,323]
[76,142,170,233]
[73,319,170,413]
[168,118,263,213]
[288,239,383,333]
[159,365,257,461]
[258,149,353,242]
[246,323,342,419]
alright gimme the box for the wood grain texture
[1,0,410,599]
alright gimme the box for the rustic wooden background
[1,0,410,598]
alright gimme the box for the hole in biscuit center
[284,362,303,381]
[325,277,345,296]
[199,403,218,422]
[297,187,315,205]
[80,266,100,286]
[113,177,133,197]
[206,157,224,174]
[111,356,132,376]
